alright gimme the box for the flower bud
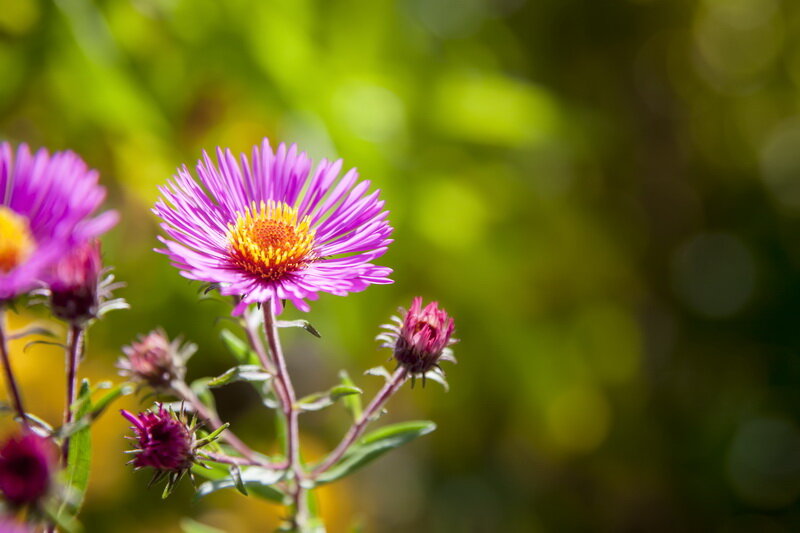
[117,330,193,391]
[378,297,457,380]
[0,432,56,507]
[121,406,195,472]
[48,240,102,324]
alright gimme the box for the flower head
[378,297,457,385]
[48,240,102,323]
[0,432,56,507]
[121,406,195,472]
[154,139,393,315]
[117,330,194,390]
[0,143,117,301]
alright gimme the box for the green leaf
[90,382,133,419]
[338,370,362,420]
[220,329,259,365]
[190,378,217,414]
[316,421,436,485]
[59,380,93,519]
[297,384,362,413]
[181,518,225,533]
[364,366,392,381]
[43,500,83,533]
[7,324,58,341]
[208,365,272,388]
[195,467,285,503]
[276,319,321,338]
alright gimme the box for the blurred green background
[2,0,800,531]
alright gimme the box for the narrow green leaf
[339,370,362,420]
[297,385,362,413]
[90,382,133,419]
[364,366,392,381]
[181,518,225,533]
[43,500,83,533]
[60,380,93,518]
[276,319,321,338]
[7,325,58,341]
[230,464,248,496]
[195,467,285,502]
[220,329,259,365]
[190,378,217,414]
[208,365,272,388]
[316,421,436,485]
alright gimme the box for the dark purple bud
[121,406,195,472]
[0,432,56,507]
[379,297,457,375]
[48,240,102,324]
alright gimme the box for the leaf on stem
[195,466,285,502]
[296,385,363,413]
[220,329,260,365]
[207,365,272,388]
[58,380,93,520]
[275,319,321,338]
[190,378,217,414]
[364,366,392,382]
[315,421,437,485]
[339,370,362,420]
[7,324,58,341]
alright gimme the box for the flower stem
[171,379,281,468]
[311,368,408,477]
[0,306,28,427]
[262,305,308,531]
[62,323,84,463]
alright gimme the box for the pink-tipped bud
[121,406,195,472]
[48,240,102,324]
[0,432,57,507]
[379,297,457,376]
[117,330,193,390]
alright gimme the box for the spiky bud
[48,240,102,324]
[117,330,194,391]
[378,297,457,383]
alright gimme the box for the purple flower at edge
[153,139,393,315]
[0,432,57,507]
[0,142,117,301]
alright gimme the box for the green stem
[262,305,309,531]
[62,323,84,463]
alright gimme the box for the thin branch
[311,368,408,477]
[262,304,308,530]
[0,306,28,427]
[62,323,84,463]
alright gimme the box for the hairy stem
[311,368,408,477]
[0,307,28,427]
[262,305,308,531]
[171,380,281,469]
[62,324,84,463]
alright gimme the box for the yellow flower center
[0,206,35,274]
[228,201,316,281]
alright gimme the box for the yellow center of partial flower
[0,206,35,273]
[228,201,316,281]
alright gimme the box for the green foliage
[59,380,92,520]
[296,384,362,413]
[316,421,436,485]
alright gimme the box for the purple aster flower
[122,406,195,472]
[0,142,117,301]
[153,139,393,314]
[0,432,57,507]
[378,297,457,384]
